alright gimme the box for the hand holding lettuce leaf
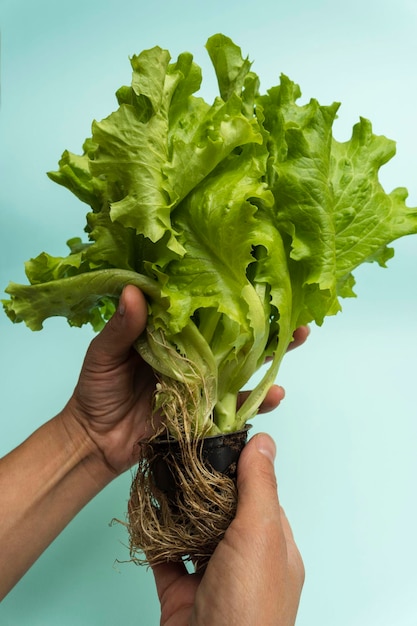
[3,34,417,567]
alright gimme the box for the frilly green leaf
[4,34,417,433]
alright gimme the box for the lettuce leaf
[3,34,417,434]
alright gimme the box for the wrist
[57,402,117,490]
[0,410,116,598]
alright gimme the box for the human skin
[153,433,305,626]
[0,285,308,605]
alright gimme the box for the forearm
[0,410,114,599]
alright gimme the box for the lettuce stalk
[3,34,417,435]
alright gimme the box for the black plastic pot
[149,426,251,501]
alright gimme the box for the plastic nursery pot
[150,426,251,502]
[128,426,253,569]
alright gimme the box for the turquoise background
[1,0,417,624]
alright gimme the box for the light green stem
[213,392,239,432]
[234,335,289,431]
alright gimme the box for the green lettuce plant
[4,34,417,438]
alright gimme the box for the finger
[264,325,310,363]
[287,325,310,352]
[90,285,148,361]
[237,384,285,413]
[257,384,285,413]
[236,433,282,525]
[151,560,189,603]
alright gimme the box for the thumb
[89,285,148,362]
[236,433,281,524]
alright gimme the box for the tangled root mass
[126,377,248,571]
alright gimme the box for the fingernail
[255,433,276,463]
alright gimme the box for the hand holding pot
[0,286,307,601]
[152,432,304,626]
